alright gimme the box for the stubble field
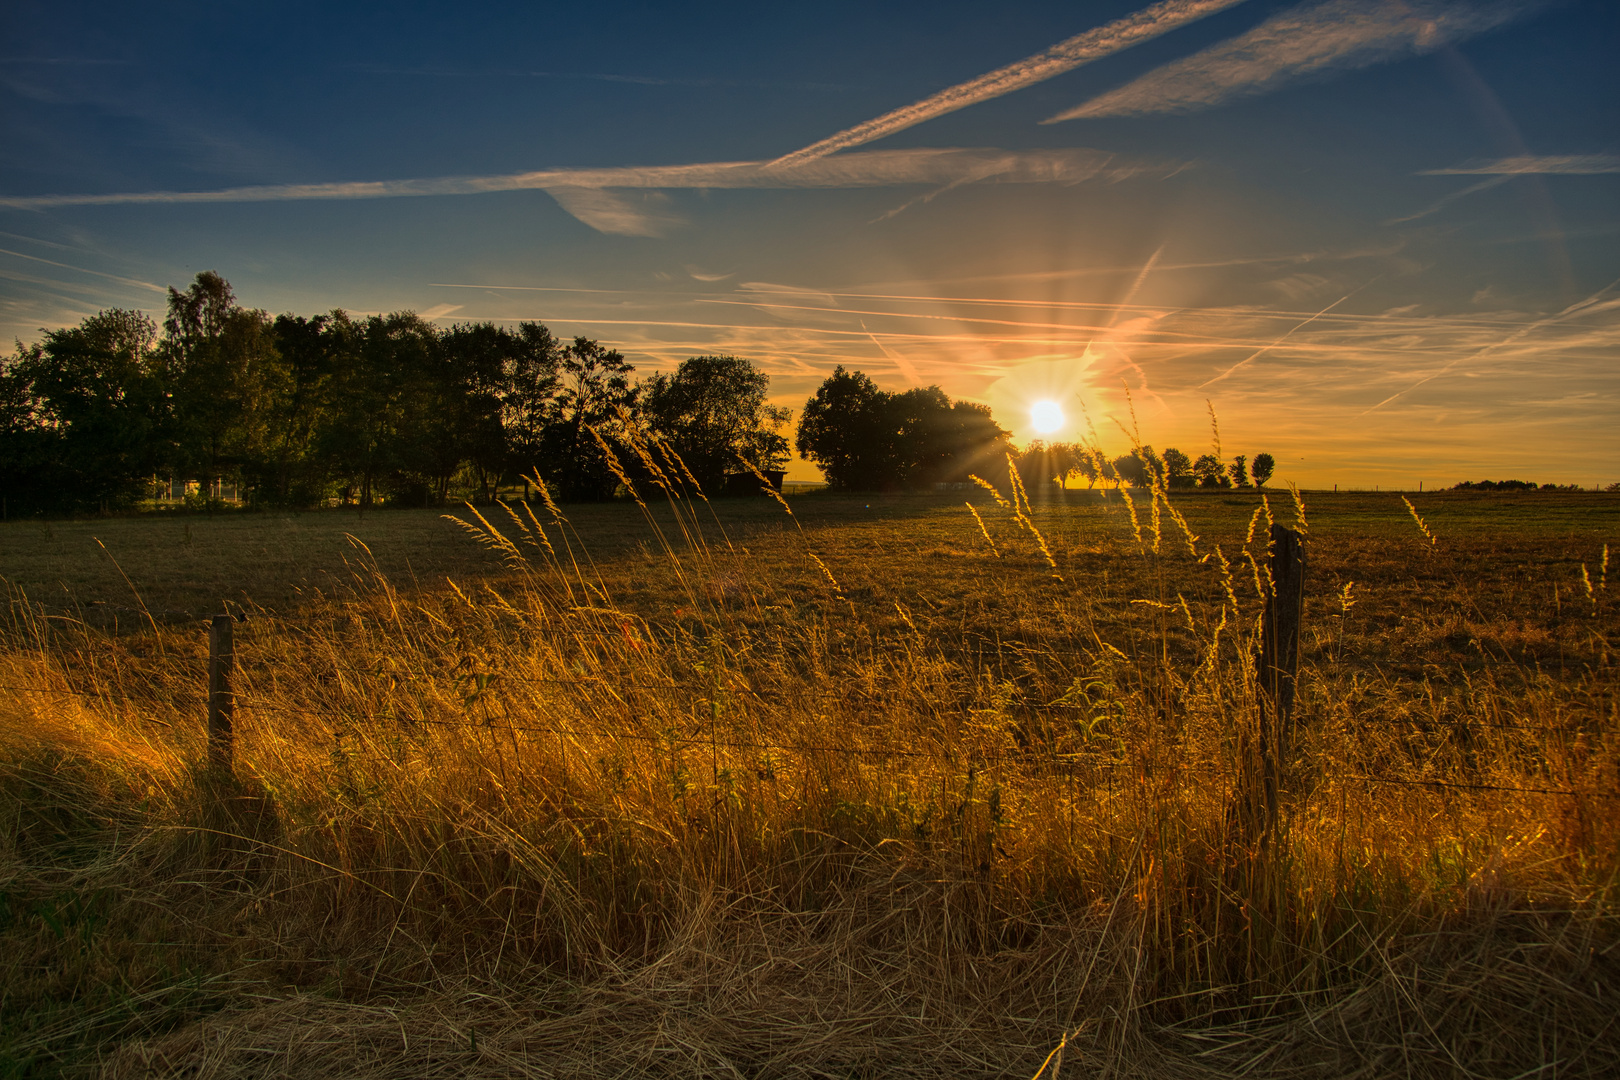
[2,484,1616,1078]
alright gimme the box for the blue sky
[4,0,1617,486]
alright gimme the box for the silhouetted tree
[1230,454,1251,488]
[1,309,168,512]
[1251,452,1275,488]
[796,367,890,490]
[642,355,788,492]
[499,321,564,488]
[540,336,637,501]
[437,321,529,503]
[1112,453,1148,488]
[1162,447,1194,488]
[318,312,435,508]
[161,272,286,498]
[1065,445,1101,488]
[1014,440,1065,492]
[1194,453,1229,488]
[796,367,1007,491]
[263,313,340,505]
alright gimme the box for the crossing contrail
[767,0,1248,169]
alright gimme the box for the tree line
[1,272,1278,515]
[1007,443,1276,493]
[1,273,805,514]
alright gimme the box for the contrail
[1046,0,1546,122]
[767,0,1248,169]
[0,246,166,292]
[1197,290,1356,389]
[1357,276,1620,416]
[1420,154,1620,175]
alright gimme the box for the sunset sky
[3,0,1616,487]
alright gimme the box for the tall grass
[2,449,1616,1077]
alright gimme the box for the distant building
[722,470,786,496]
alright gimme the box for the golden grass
[2,468,1617,1077]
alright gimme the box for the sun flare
[1030,399,1065,435]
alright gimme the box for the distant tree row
[1451,480,1591,492]
[0,272,790,514]
[1008,443,1275,492]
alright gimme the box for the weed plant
[1,440,1616,1078]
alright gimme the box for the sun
[1029,399,1065,435]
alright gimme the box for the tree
[1230,454,1251,488]
[1194,453,1229,488]
[438,321,530,503]
[161,272,287,500]
[642,355,789,492]
[795,366,890,490]
[263,312,338,505]
[1,309,169,513]
[914,397,1008,485]
[796,368,1007,491]
[1063,444,1101,488]
[319,312,439,509]
[499,321,564,488]
[1111,452,1149,488]
[539,336,637,501]
[1162,447,1194,488]
[1015,440,1065,492]
[1251,452,1275,488]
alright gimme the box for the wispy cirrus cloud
[769,0,1248,167]
[0,147,1180,235]
[1387,154,1619,223]
[338,62,844,91]
[1421,154,1620,174]
[1046,0,1548,121]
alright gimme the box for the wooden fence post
[208,614,235,778]
[1257,524,1306,840]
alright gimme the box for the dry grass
[2,474,1617,1078]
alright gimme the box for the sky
[3,0,1616,488]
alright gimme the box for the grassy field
[2,480,1617,1078]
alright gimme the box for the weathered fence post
[207,614,235,778]
[1257,524,1306,841]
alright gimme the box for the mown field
[2,483,1617,1078]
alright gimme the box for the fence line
[8,676,1613,799]
[230,699,1620,799]
[9,661,1612,739]
[8,581,1618,802]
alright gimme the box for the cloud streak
[339,63,843,91]
[0,147,1180,235]
[1046,0,1547,121]
[768,0,1249,167]
[1421,154,1620,174]
[0,247,166,292]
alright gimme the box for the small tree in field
[1231,454,1250,487]
[1194,453,1229,488]
[1162,447,1194,488]
[1252,452,1275,487]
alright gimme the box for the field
[2,483,1617,1078]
